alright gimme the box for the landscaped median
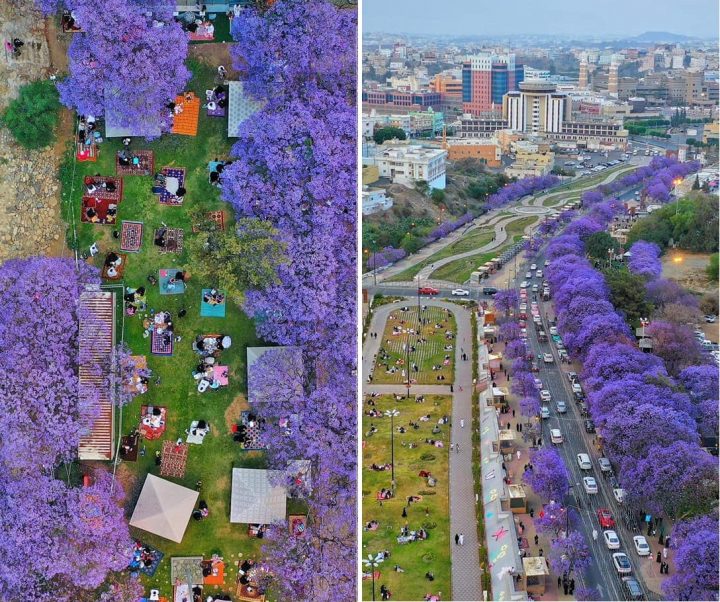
[362,394,452,601]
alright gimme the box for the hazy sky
[363,0,719,39]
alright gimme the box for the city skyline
[363,0,720,39]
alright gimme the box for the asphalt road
[511,249,653,602]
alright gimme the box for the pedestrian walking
[455,533,459,546]
[456,443,460,454]
[557,576,561,588]
[656,551,661,563]
[592,529,598,542]
[402,506,407,518]
[516,449,521,460]
[663,547,668,559]
[459,533,464,546]
[450,384,454,393]
[460,419,465,428]
[539,548,543,556]
[534,534,539,545]
[512,409,515,417]
[518,423,523,433]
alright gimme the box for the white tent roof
[129,474,198,543]
[227,80,264,138]
[230,467,287,524]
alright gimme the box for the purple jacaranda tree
[581,342,666,393]
[581,190,604,206]
[646,320,705,376]
[545,234,586,262]
[548,531,592,576]
[498,320,521,342]
[628,240,663,280]
[602,401,699,464]
[557,296,616,336]
[519,395,541,417]
[504,339,528,361]
[524,448,569,502]
[678,365,718,403]
[425,213,473,243]
[533,501,577,536]
[0,257,100,473]
[58,0,190,133]
[574,586,600,601]
[367,246,406,269]
[512,356,529,374]
[622,441,718,518]
[563,312,633,359]
[564,216,604,240]
[486,175,558,209]
[494,288,519,317]
[511,371,538,399]
[662,513,719,602]
[230,0,356,101]
[645,278,699,309]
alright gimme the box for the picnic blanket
[236,411,265,450]
[202,560,225,585]
[120,221,144,252]
[212,365,229,386]
[155,228,184,254]
[159,269,186,295]
[192,210,225,233]
[139,406,166,439]
[83,175,122,201]
[120,433,139,462]
[101,253,127,280]
[160,440,188,478]
[289,515,307,537]
[76,141,97,162]
[200,289,226,317]
[82,196,117,225]
[151,329,174,355]
[128,542,164,577]
[157,167,186,205]
[171,93,200,137]
[207,91,226,117]
[189,23,215,41]
[186,420,210,445]
[117,150,154,176]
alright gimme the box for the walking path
[364,300,483,601]
[365,163,645,286]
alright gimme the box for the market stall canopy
[129,474,198,543]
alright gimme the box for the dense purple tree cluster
[627,240,663,280]
[52,0,190,133]
[367,246,407,269]
[0,258,134,601]
[523,448,569,502]
[424,212,473,243]
[486,175,559,210]
[222,2,357,598]
[548,531,592,576]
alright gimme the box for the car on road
[705,314,717,323]
[533,378,543,390]
[541,406,550,419]
[549,326,558,336]
[558,349,568,362]
[520,281,529,289]
[577,453,592,470]
[543,353,553,363]
[622,577,644,600]
[418,287,439,295]
[555,400,567,413]
[535,270,543,278]
[609,474,621,489]
[613,488,626,503]
[597,508,616,528]
[482,287,498,296]
[540,390,552,402]
[567,371,578,382]
[633,535,651,556]
[451,288,470,296]
[530,361,539,372]
[532,284,539,292]
[604,530,621,549]
[526,271,532,279]
[583,476,598,494]
[613,552,632,575]
[544,260,550,267]
[598,457,613,473]
[550,428,563,444]
[530,264,537,270]
[571,382,583,395]
[584,419,596,433]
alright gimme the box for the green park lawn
[60,58,302,595]
[429,216,539,283]
[362,394,452,602]
[540,164,637,206]
[371,307,456,385]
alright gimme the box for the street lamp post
[640,317,649,341]
[385,409,400,491]
[672,177,683,216]
[362,553,385,601]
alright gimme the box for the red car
[597,508,616,529]
[418,287,439,295]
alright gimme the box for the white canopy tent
[230,467,287,524]
[129,474,199,543]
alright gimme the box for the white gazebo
[129,474,199,543]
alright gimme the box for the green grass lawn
[59,58,299,596]
[539,164,636,205]
[429,216,538,283]
[362,394,451,602]
[371,307,456,385]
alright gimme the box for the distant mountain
[629,31,700,43]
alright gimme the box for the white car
[541,406,550,419]
[536,270,543,278]
[526,271,532,278]
[533,378,543,390]
[613,488,626,503]
[549,326,558,336]
[550,428,563,444]
[520,281,529,289]
[555,400,567,413]
[532,284,539,292]
[530,264,537,270]
[577,453,592,470]
[613,553,632,575]
[604,530,621,550]
[572,382,583,395]
[544,260,550,267]
[583,476,598,494]
[451,288,470,296]
[540,390,551,402]
[633,536,651,557]
[543,353,553,363]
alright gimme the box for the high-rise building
[578,61,589,89]
[608,62,619,97]
[503,81,569,134]
[462,53,523,115]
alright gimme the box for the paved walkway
[364,301,483,601]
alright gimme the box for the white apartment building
[375,144,448,190]
[362,188,394,215]
[504,81,569,135]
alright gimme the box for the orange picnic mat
[171,92,200,136]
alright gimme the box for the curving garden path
[363,300,483,601]
[367,163,644,286]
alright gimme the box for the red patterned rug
[160,440,188,478]
[117,150,154,176]
[120,221,143,253]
